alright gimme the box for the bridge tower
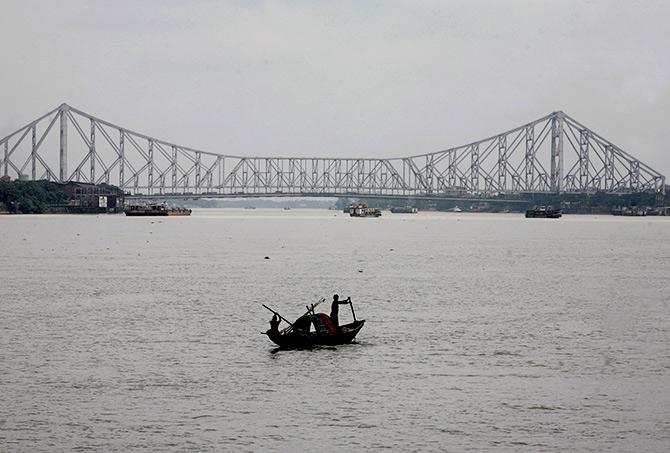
[550,111,564,193]
[59,103,68,182]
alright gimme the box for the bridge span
[1,103,665,198]
[125,191,531,204]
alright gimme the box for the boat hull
[390,207,418,214]
[125,209,191,216]
[267,320,365,348]
[125,211,168,216]
[525,208,561,218]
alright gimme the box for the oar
[349,298,357,322]
[262,304,294,327]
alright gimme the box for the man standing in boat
[330,294,351,330]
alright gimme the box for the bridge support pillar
[551,112,564,193]
[3,141,7,176]
[148,140,154,195]
[171,146,177,192]
[31,125,37,180]
[90,119,96,183]
[119,131,125,188]
[59,105,68,182]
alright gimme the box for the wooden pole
[262,304,294,327]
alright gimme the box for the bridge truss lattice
[0,104,665,196]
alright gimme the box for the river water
[1,209,669,451]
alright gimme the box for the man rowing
[330,294,351,330]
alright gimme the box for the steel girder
[0,104,665,195]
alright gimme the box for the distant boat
[244,206,256,210]
[349,203,382,217]
[611,207,647,216]
[124,203,191,216]
[451,206,462,212]
[390,206,418,214]
[525,206,562,218]
[283,207,291,210]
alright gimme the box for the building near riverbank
[0,179,123,214]
[51,182,124,214]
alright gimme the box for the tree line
[0,180,70,213]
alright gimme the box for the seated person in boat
[267,313,280,334]
[330,294,351,329]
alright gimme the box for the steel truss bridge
[0,103,665,198]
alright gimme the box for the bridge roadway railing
[0,104,665,196]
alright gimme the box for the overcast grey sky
[1,0,669,175]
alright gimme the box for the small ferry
[390,206,418,214]
[349,203,382,217]
[124,203,191,216]
[525,206,562,218]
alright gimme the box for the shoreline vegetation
[0,180,70,214]
[1,180,667,215]
[0,180,123,214]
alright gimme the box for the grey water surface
[1,210,669,452]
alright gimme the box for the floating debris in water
[264,256,270,260]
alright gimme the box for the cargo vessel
[349,203,382,217]
[124,203,191,216]
[525,206,561,218]
[390,206,418,214]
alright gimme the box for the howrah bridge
[0,104,665,200]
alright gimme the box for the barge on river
[390,206,418,214]
[349,203,382,217]
[124,203,191,216]
[525,206,562,218]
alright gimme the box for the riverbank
[0,180,124,214]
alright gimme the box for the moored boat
[124,203,191,216]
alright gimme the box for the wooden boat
[263,300,365,348]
